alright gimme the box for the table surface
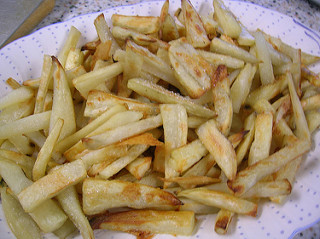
[33,0,320,238]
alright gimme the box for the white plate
[1,0,320,239]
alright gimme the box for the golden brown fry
[91,210,195,236]
[82,178,182,215]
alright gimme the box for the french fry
[160,104,188,187]
[214,209,234,235]
[126,156,152,180]
[248,112,273,165]
[245,75,287,107]
[18,159,87,212]
[73,62,123,98]
[169,139,208,175]
[230,63,256,113]
[0,149,35,179]
[55,104,126,153]
[228,139,310,196]
[178,188,257,216]
[57,26,81,68]
[169,37,212,98]
[84,90,159,118]
[182,0,210,48]
[197,49,245,69]
[91,210,195,236]
[98,144,150,179]
[0,158,68,232]
[0,111,51,139]
[56,186,94,239]
[53,219,77,239]
[213,0,241,38]
[212,65,232,135]
[253,31,275,85]
[210,37,258,63]
[1,187,42,239]
[50,57,76,141]
[196,119,237,180]
[128,78,215,118]
[112,14,160,34]
[0,86,34,111]
[242,179,292,199]
[32,118,64,181]
[83,178,182,215]
[82,114,162,149]
[162,14,180,42]
[287,72,311,142]
[94,13,120,56]
[34,55,53,114]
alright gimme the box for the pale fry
[128,78,215,118]
[178,188,257,216]
[18,159,87,212]
[33,118,64,181]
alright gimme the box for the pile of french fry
[1,0,320,238]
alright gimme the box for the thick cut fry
[33,118,64,181]
[18,159,86,212]
[182,0,210,48]
[83,178,182,215]
[228,139,310,196]
[0,111,51,139]
[178,188,257,216]
[1,188,42,239]
[0,86,34,111]
[248,112,273,165]
[73,62,123,98]
[50,57,76,141]
[128,78,215,118]
[112,14,160,34]
[213,0,241,38]
[210,38,258,63]
[160,104,188,186]
[196,120,237,180]
[82,114,162,149]
[91,210,195,236]
[56,186,94,239]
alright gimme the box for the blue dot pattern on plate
[0,1,320,239]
